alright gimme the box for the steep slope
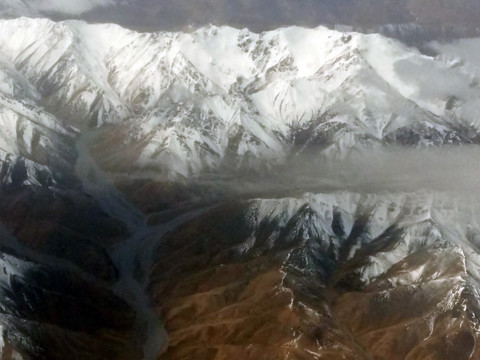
[148,192,480,360]
[0,221,140,360]
[0,55,76,187]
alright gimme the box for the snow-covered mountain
[3,17,480,360]
[0,18,480,181]
[150,191,480,360]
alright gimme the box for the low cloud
[25,0,115,15]
[199,146,480,199]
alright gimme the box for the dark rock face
[0,251,139,360]
[383,125,472,146]
[0,186,127,281]
[0,184,141,360]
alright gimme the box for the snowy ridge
[0,18,480,180]
[246,191,480,293]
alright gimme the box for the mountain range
[1,17,480,360]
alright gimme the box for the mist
[292,146,480,193]
[196,146,480,199]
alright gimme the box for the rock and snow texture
[150,191,480,359]
[0,18,479,180]
[0,54,76,185]
[3,17,480,360]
